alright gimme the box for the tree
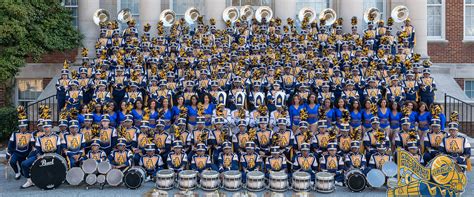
[0,0,82,83]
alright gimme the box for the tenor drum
[97,174,106,184]
[269,171,288,192]
[315,172,335,193]
[200,170,220,191]
[97,161,112,174]
[124,166,146,189]
[66,167,84,186]
[387,177,398,188]
[223,170,242,191]
[155,169,175,190]
[86,174,97,185]
[345,169,366,192]
[82,159,98,174]
[367,169,385,188]
[106,169,124,186]
[292,171,311,192]
[246,171,265,192]
[178,170,198,190]
[31,153,67,190]
[382,161,398,177]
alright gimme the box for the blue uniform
[417,112,431,132]
[140,155,164,177]
[320,155,344,182]
[108,149,133,169]
[61,133,86,168]
[361,109,374,129]
[8,131,34,174]
[289,105,304,127]
[21,133,61,178]
[292,153,318,181]
[389,111,402,130]
[217,152,239,173]
[350,110,362,128]
[166,151,188,173]
[378,108,391,129]
[187,105,198,126]
[305,104,320,125]
[190,154,215,173]
[441,135,471,167]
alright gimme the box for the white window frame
[62,0,78,29]
[465,80,474,98]
[170,0,207,20]
[427,0,446,41]
[295,0,332,19]
[465,0,474,40]
[226,0,274,10]
[16,79,44,107]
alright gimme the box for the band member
[62,120,85,168]
[80,114,95,150]
[232,119,249,155]
[265,146,287,178]
[140,144,164,181]
[217,141,239,173]
[271,118,294,156]
[167,141,188,173]
[21,120,61,188]
[407,141,424,165]
[423,118,446,163]
[190,143,215,173]
[345,141,367,173]
[153,119,172,161]
[7,117,34,180]
[337,124,352,156]
[314,120,330,156]
[241,141,262,183]
[363,117,390,159]
[99,114,118,155]
[256,117,272,157]
[418,69,436,106]
[319,143,344,186]
[441,122,471,170]
[108,138,133,170]
[84,139,107,162]
[368,143,392,170]
[292,143,318,181]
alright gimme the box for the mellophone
[31,154,399,192]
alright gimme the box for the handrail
[26,94,58,130]
[444,93,474,137]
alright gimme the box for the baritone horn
[391,5,409,23]
[239,5,254,21]
[364,7,381,23]
[117,8,132,23]
[185,7,201,25]
[255,6,273,23]
[319,8,337,26]
[298,7,317,23]
[93,9,110,26]
[160,9,176,27]
[222,6,240,23]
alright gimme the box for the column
[338,0,364,34]
[205,0,227,29]
[140,0,161,37]
[275,0,297,22]
[395,0,428,58]
[78,0,100,58]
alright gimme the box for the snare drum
[106,169,124,186]
[200,170,220,191]
[367,169,385,188]
[315,172,335,193]
[345,169,366,192]
[269,171,288,192]
[155,169,175,190]
[223,170,242,191]
[246,171,265,192]
[66,167,84,186]
[178,170,198,190]
[31,153,67,190]
[124,166,146,189]
[82,159,98,174]
[97,161,112,174]
[86,174,97,185]
[292,171,311,192]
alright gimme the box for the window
[466,80,474,98]
[17,79,44,107]
[230,0,273,7]
[296,0,331,18]
[465,0,474,39]
[428,0,444,39]
[172,0,206,19]
[62,0,78,29]
[362,0,386,30]
[118,0,140,30]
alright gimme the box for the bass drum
[345,169,366,192]
[123,166,146,189]
[31,153,67,190]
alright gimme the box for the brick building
[4,0,474,108]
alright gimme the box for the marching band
[6,5,471,193]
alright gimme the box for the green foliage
[0,107,18,141]
[0,0,82,82]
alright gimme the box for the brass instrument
[222,6,239,23]
[118,8,133,23]
[239,5,254,21]
[255,6,273,23]
[319,8,337,26]
[93,9,110,26]
[391,5,409,23]
[185,7,201,25]
[298,7,316,24]
[364,7,381,23]
[91,124,100,139]
[160,9,176,27]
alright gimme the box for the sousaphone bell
[364,7,381,23]
[160,9,176,27]
[223,6,240,23]
[239,5,254,21]
[255,6,273,23]
[298,7,317,23]
[185,7,201,25]
[93,9,110,26]
[391,5,409,23]
[319,8,337,26]
[118,8,133,23]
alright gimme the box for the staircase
[26,94,58,130]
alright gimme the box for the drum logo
[40,158,54,167]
